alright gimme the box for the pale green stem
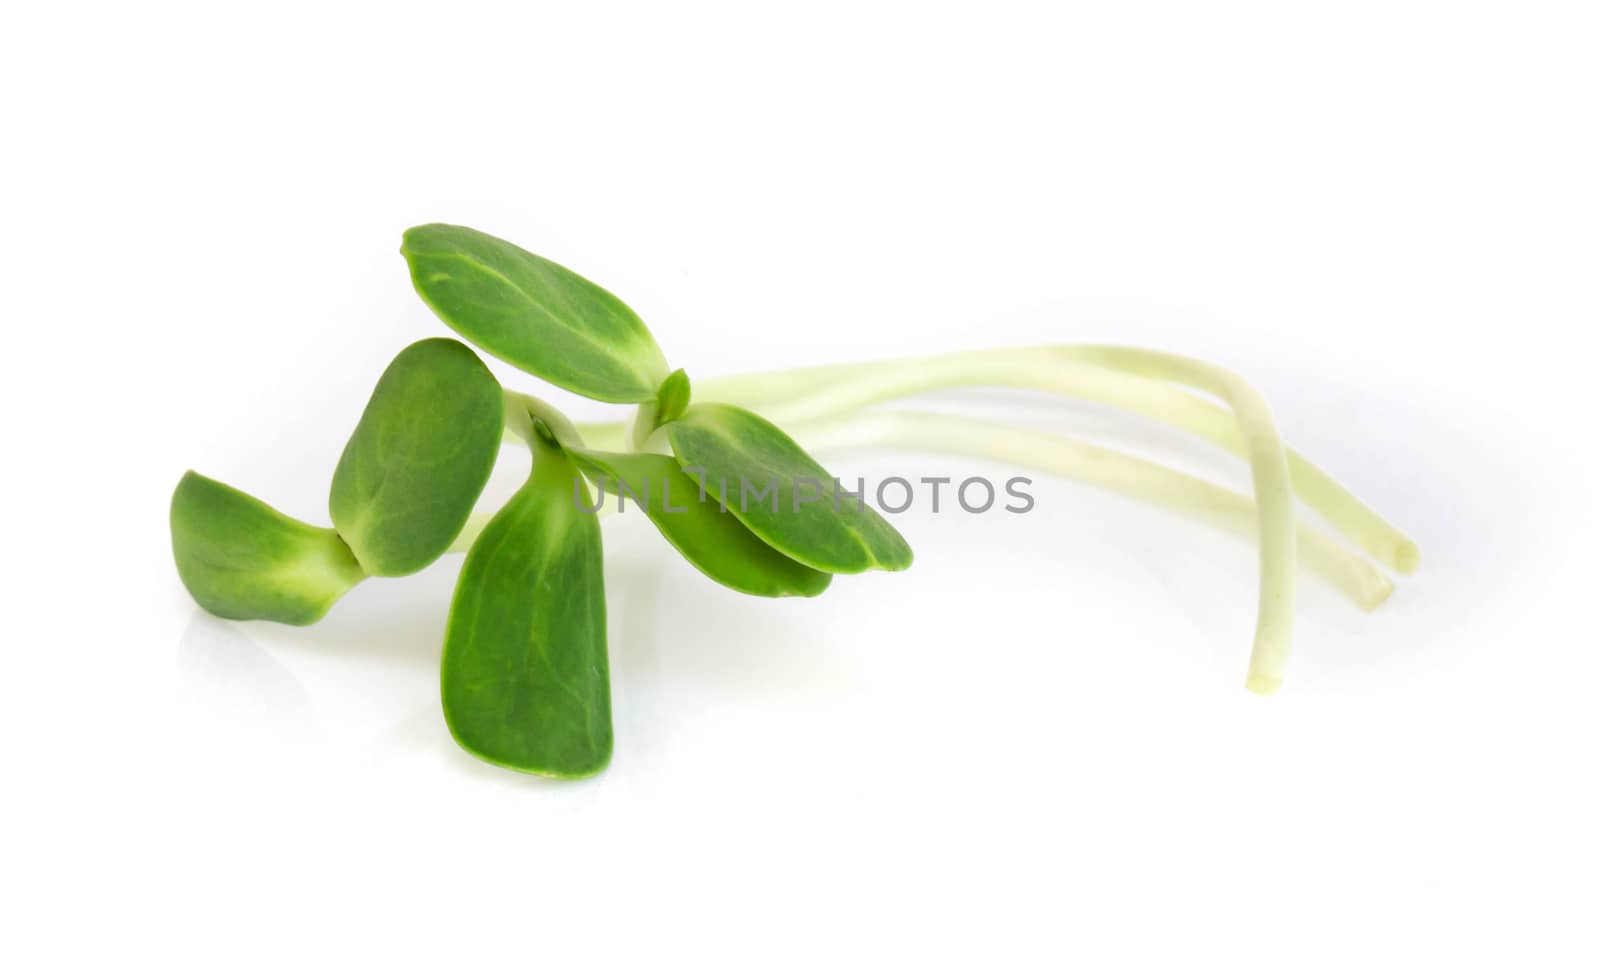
[627,401,657,452]
[786,410,1394,613]
[506,391,585,448]
[692,347,1301,692]
[499,391,535,445]
[693,348,1420,575]
[1076,347,1295,693]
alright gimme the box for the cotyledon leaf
[665,403,914,574]
[402,223,670,403]
[171,471,366,625]
[566,447,832,598]
[441,431,612,778]
[329,337,504,577]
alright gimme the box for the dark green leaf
[441,434,612,778]
[171,471,365,625]
[329,338,503,577]
[567,447,831,598]
[665,403,914,574]
[402,223,670,403]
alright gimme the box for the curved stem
[574,421,628,451]
[1065,347,1296,693]
[696,347,1300,692]
[693,348,1420,575]
[787,410,1393,613]
[506,391,586,449]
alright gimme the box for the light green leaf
[653,368,692,427]
[441,433,612,778]
[665,403,914,574]
[171,471,365,625]
[402,223,670,403]
[329,337,503,577]
[566,447,832,598]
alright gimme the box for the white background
[4,2,1597,976]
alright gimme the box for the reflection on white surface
[167,520,860,790]
[176,612,316,729]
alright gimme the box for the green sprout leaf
[329,338,504,577]
[402,223,670,403]
[653,368,692,427]
[171,471,366,625]
[629,368,694,451]
[665,403,914,574]
[441,432,612,777]
[566,447,832,598]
